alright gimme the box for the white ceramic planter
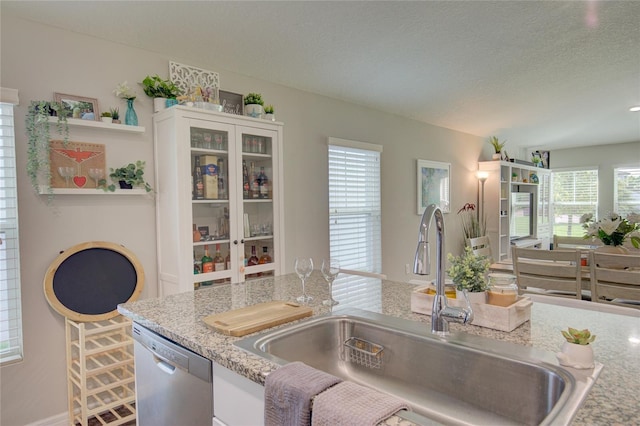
[556,342,594,369]
[264,113,275,121]
[456,289,487,304]
[101,117,113,124]
[492,153,502,160]
[154,97,168,113]
[245,104,264,119]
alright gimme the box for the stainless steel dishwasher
[132,323,213,426]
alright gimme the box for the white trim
[328,136,383,152]
[25,412,68,426]
[0,87,19,105]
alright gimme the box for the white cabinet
[479,161,551,261]
[212,362,265,426]
[154,106,284,295]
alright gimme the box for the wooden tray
[411,286,532,332]
[203,301,313,336]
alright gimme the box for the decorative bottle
[258,167,269,199]
[201,245,213,286]
[193,157,204,200]
[125,98,138,126]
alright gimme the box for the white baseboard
[25,412,68,426]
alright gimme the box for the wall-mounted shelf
[39,188,149,195]
[49,117,145,134]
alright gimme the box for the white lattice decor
[169,61,220,96]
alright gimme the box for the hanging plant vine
[25,101,70,195]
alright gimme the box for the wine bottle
[259,246,273,276]
[247,245,259,278]
[258,167,269,199]
[242,160,250,199]
[225,251,231,271]
[213,244,225,271]
[201,245,213,285]
[217,158,227,200]
[250,162,259,198]
[193,157,204,200]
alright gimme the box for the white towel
[264,362,342,426]
[311,381,410,426]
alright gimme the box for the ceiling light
[630,106,640,112]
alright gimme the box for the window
[614,167,640,215]
[0,88,22,365]
[328,138,382,274]
[551,168,598,236]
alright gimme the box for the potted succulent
[263,104,275,121]
[100,111,112,124]
[25,100,70,195]
[556,327,596,369]
[102,160,153,192]
[488,136,506,160]
[110,107,120,124]
[447,246,490,303]
[141,75,182,113]
[244,92,264,119]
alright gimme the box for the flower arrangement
[580,212,640,248]
[458,202,486,241]
[561,327,596,345]
[446,246,490,292]
[113,81,137,100]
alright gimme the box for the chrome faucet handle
[454,289,474,323]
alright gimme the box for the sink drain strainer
[344,337,384,369]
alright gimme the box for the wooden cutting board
[203,301,313,336]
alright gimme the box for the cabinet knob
[240,239,245,244]
[233,240,238,245]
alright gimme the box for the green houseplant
[141,75,181,99]
[488,136,506,160]
[263,104,274,114]
[102,160,152,192]
[244,93,264,118]
[110,107,120,124]
[447,246,490,303]
[556,327,596,369]
[561,327,596,345]
[25,100,70,195]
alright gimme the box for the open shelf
[49,117,145,133]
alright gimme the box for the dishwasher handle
[154,355,177,375]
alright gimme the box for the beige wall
[1,16,483,424]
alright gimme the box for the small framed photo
[54,93,99,121]
[417,159,451,215]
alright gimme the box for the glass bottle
[250,162,259,198]
[213,244,225,271]
[258,167,269,199]
[242,160,250,199]
[259,246,273,277]
[193,157,204,200]
[193,224,201,242]
[201,245,213,286]
[247,245,259,278]
[217,158,227,200]
[125,98,138,126]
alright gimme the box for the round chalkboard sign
[44,241,144,322]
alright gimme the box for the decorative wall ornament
[169,61,220,96]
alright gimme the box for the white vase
[244,104,264,119]
[101,117,112,124]
[556,342,594,369]
[456,289,486,304]
[154,97,168,113]
[264,113,275,121]
[492,153,502,160]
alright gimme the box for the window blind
[0,99,23,364]
[551,168,598,236]
[328,139,382,275]
[614,167,640,215]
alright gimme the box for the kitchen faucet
[414,204,473,334]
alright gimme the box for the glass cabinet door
[189,121,236,289]
[237,127,278,280]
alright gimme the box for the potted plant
[102,160,153,192]
[447,246,490,303]
[110,107,120,124]
[556,327,596,369]
[263,104,275,121]
[488,136,506,160]
[458,202,486,243]
[25,100,70,195]
[141,75,182,112]
[100,111,112,124]
[244,92,264,118]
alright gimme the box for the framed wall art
[54,93,99,121]
[417,159,451,215]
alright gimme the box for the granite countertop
[118,272,640,425]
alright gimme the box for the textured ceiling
[3,1,640,151]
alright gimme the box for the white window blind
[551,168,598,236]
[328,139,382,276]
[0,96,23,364]
[614,167,640,215]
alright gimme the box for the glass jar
[487,273,518,307]
[425,279,457,299]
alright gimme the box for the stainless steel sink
[235,308,601,426]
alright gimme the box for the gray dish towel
[264,361,342,426]
[311,381,410,426]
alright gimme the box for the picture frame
[54,93,99,121]
[417,159,451,215]
[219,90,244,116]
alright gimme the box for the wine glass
[294,257,314,303]
[321,259,340,306]
[57,166,74,187]
[88,168,104,188]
